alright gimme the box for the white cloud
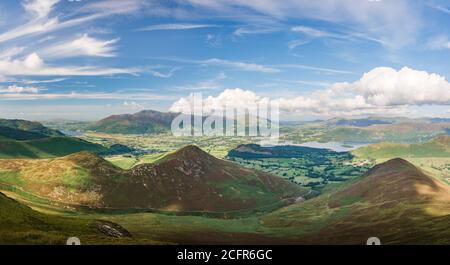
[233,25,280,37]
[170,88,269,114]
[0,91,175,101]
[200,58,280,73]
[41,34,119,58]
[0,53,139,77]
[158,57,280,73]
[0,85,39,93]
[346,67,450,106]
[137,23,218,31]
[123,101,145,110]
[291,26,331,38]
[21,78,66,84]
[22,0,59,18]
[291,25,385,45]
[0,47,26,60]
[147,68,179,78]
[170,67,450,118]
[288,39,308,50]
[275,64,353,75]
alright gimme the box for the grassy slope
[0,118,64,137]
[3,157,450,244]
[0,137,108,159]
[0,191,105,244]
[262,158,450,244]
[352,136,450,159]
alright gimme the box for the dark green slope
[0,118,64,137]
[0,137,108,158]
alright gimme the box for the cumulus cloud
[346,67,450,106]
[170,88,270,114]
[170,67,450,118]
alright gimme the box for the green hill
[87,110,179,134]
[352,135,450,159]
[0,146,306,212]
[0,118,63,137]
[262,158,450,244]
[0,137,108,158]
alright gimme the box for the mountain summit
[87,110,179,134]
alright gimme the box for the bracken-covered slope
[0,146,306,212]
[263,158,450,244]
[87,109,179,134]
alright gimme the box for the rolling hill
[87,110,179,134]
[262,158,450,244]
[352,135,450,159]
[0,118,64,138]
[0,145,306,212]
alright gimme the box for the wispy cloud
[137,23,219,31]
[291,25,385,46]
[429,4,450,15]
[20,78,66,84]
[173,72,226,91]
[155,57,280,73]
[427,35,450,50]
[40,34,119,58]
[147,67,180,78]
[233,25,280,37]
[0,53,139,77]
[275,64,354,75]
[201,58,280,73]
[0,91,176,101]
[288,39,309,50]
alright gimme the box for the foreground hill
[0,146,306,212]
[263,158,450,244]
[87,110,179,134]
[0,191,155,244]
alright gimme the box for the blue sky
[0,0,449,121]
